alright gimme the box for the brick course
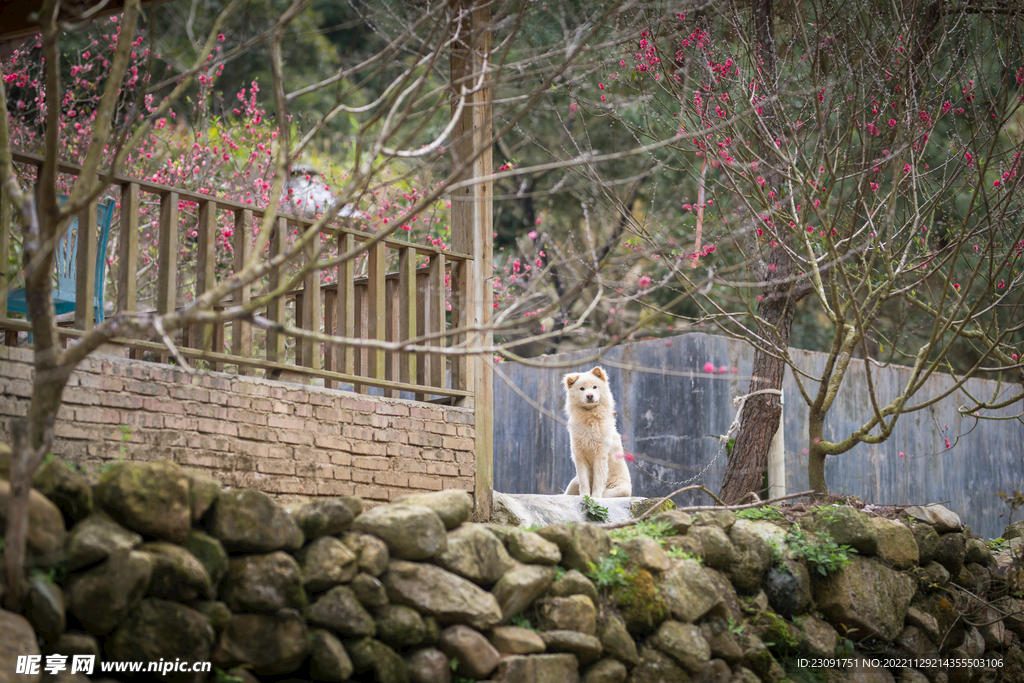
[0,346,475,503]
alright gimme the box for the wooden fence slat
[232,209,253,373]
[338,233,356,377]
[267,216,287,364]
[195,200,217,361]
[399,248,418,391]
[450,259,470,392]
[301,228,322,371]
[428,253,446,390]
[385,277,399,398]
[0,191,10,322]
[324,288,337,388]
[75,201,98,331]
[116,183,139,314]
[415,271,428,401]
[354,283,367,393]
[367,241,386,383]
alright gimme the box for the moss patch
[630,498,676,519]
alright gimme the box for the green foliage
[785,526,854,577]
[522,524,544,532]
[510,613,536,631]
[581,496,609,523]
[553,566,567,581]
[213,669,245,683]
[726,617,744,635]
[608,519,674,545]
[986,538,1007,551]
[587,547,629,591]
[666,547,702,563]
[736,506,783,521]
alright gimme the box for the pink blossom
[638,275,652,288]
[528,230,538,239]
[703,362,715,373]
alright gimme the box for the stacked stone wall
[0,346,475,503]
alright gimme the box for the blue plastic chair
[7,196,116,324]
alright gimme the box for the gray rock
[540,630,603,665]
[439,624,501,678]
[806,506,879,555]
[208,489,303,553]
[406,647,451,683]
[911,523,941,564]
[25,576,65,636]
[535,522,573,554]
[65,509,143,571]
[726,522,772,593]
[489,625,546,655]
[897,625,938,657]
[493,653,580,683]
[310,628,354,682]
[354,504,447,560]
[965,538,992,566]
[293,496,362,538]
[508,531,562,565]
[693,509,735,531]
[583,658,627,683]
[627,645,688,683]
[345,637,409,683]
[491,563,557,620]
[563,524,612,573]
[434,523,515,586]
[343,532,391,576]
[919,560,951,586]
[548,568,599,604]
[351,572,389,607]
[305,585,376,637]
[184,530,229,589]
[385,560,503,630]
[539,594,597,634]
[872,518,919,569]
[796,613,839,657]
[699,618,743,662]
[598,611,637,665]
[186,470,221,525]
[906,504,963,533]
[108,599,215,683]
[689,526,734,569]
[901,669,930,683]
[193,601,232,633]
[1004,520,1024,540]
[296,536,359,591]
[621,536,670,573]
[764,559,811,617]
[0,610,40,683]
[737,632,775,678]
[661,559,721,623]
[905,607,941,643]
[213,609,309,676]
[934,532,966,578]
[393,490,473,530]
[650,510,693,534]
[376,604,429,646]
[691,658,731,683]
[67,549,153,635]
[222,552,305,613]
[33,458,93,526]
[651,620,711,674]
[94,461,191,543]
[814,555,917,640]
[42,632,100,659]
[139,541,212,601]
[0,479,67,562]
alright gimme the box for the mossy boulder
[0,478,67,562]
[438,624,501,678]
[540,630,603,665]
[548,568,599,604]
[296,536,359,591]
[208,489,304,553]
[376,604,429,646]
[139,541,212,601]
[563,524,613,573]
[385,560,503,629]
[25,576,65,636]
[65,509,143,571]
[184,530,229,589]
[726,522,772,593]
[292,496,362,538]
[351,572,389,608]
[661,559,721,624]
[434,523,515,586]
[806,506,878,555]
[304,585,377,637]
[353,504,448,561]
[650,620,711,674]
[689,526,734,570]
[67,549,153,635]
[222,552,305,613]
[491,563,557,621]
[108,599,215,683]
[763,558,811,618]
[539,594,597,634]
[508,530,562,565]
[33,458,92,526]
[872,518,919,569]
[933,532,967,578]
[342,532,390,576]
[94,461,191,543]
[911,523,941,565]
[628,645,688,683]
[392,489,472,530]
[310,629,354,682]
[614,568,669,633]
[212,609,310,676]
[345,637,409,683]
[186,471,220,525]
[598,610,638,666]
[813,554,916,640]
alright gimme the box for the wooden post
[398,247,418,390]
[367,241,386,383]
[0,191,10,317]
[267,216,287,364]
[75,201,98,331]
[301,227,322,372]
[336,233,356,382]
[156,191,179,316]
[427,253,446,392]
[116,183,139,314]
[232,209,253,372]
[450,0,494,520]
[196,200,217,361]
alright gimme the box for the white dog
[563,366,632,498]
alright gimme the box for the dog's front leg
[575,461,592,497]
[591,455,609,498]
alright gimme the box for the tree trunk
[719,295,795,503]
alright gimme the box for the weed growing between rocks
[775,526,855,577]
[735,506,784,521]
[581,495,610,523]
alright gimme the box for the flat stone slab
[492,492,647,527]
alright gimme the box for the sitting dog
[563,366,632,498]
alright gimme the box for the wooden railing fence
[0,151,470,402]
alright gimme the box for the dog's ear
[590,366,607,381]
[564,373,579,389]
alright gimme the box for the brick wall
[0,346,476,504]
